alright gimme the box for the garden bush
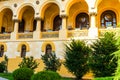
[90,32,118,77]
[31,70,61,80]
[19,56,39,70]
[93,77,113,80]
[41,52,61,72]
[64,39,92,80]
[0,61,6,73]
[13,68,34,80]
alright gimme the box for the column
[59,15,67,39]
[33,17,41,39]
[88,11,98,38]
[36,18,41,32]
[14,19,19,33]
[11,19,19,40]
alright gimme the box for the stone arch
[41,41,55,52]
[0,7,13,33]
[17,5,35,32]
[65,0,88,16]
[39,1,60,19]
[66,0,89,29]
[40,2,60,31]
[17,3,35,20]
[17,42,30,52]
[0,42,7,52]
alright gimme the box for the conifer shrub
[13,68,34,80]
[31,70,61,80]
[19,56,39,70]
[64,39,92,80]
[41,52,61,72]
[90,32,118,77]
[0,62,6,73]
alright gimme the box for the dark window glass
[45,44,52,54]
[19,19,25,32]
[53,15,62,31]
[33,20,37,31]
[0,45,4,57]
[76,13,89,30]
[41,20,44,31]
[1,27,5,33]
[101,10,116,28]
[21,44,26,58]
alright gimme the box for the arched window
[21,44,26,58]
[76,13,89,30]
[33,20,37,31]
[19,19,25,32]
[53,15,62,31]
[101,10,116,28]
[45,44,52,54]
[0,45,4,57]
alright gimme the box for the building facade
[0,0,119,77]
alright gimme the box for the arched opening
[0,8,13,33]
[67,0,88,29]
[45,44,52,54]
[53,15,62,31]
[19,19,25,32]
[75,13,89,30]
[0,45,4,57]
[21,44,26,58]
[18,6,35,32]
[41,3,60,31]
[101,10,116,28]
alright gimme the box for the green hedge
[31,70,61,80]
[13,68,34,80]
[93,77,114,80]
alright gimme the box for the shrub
[31,70,61,80]
[41,52,61,72]
[90,32,118,77]
[93,77,113,80]
[0,61,6,73]
[64,40,92,80]
[19,56,39,70]
[13,68,34,80]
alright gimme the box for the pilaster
[88,10,98,38]
[59,14,68,39]
[33,17,41,39]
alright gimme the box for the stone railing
[41,31,59,38]
[0,33,10,39]
[17,32,33,39]
[67,30,88,38]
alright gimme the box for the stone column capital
[60,14,68,18]
[13,19,20,22]
[89,12,97,16]
[35,17,42,20]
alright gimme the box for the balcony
[99,28,120,37]
[0,33,10,39]
[17,32,33,39]
[67,30,88,38]
[41,31,59,38]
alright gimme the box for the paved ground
[0,77,8,80]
